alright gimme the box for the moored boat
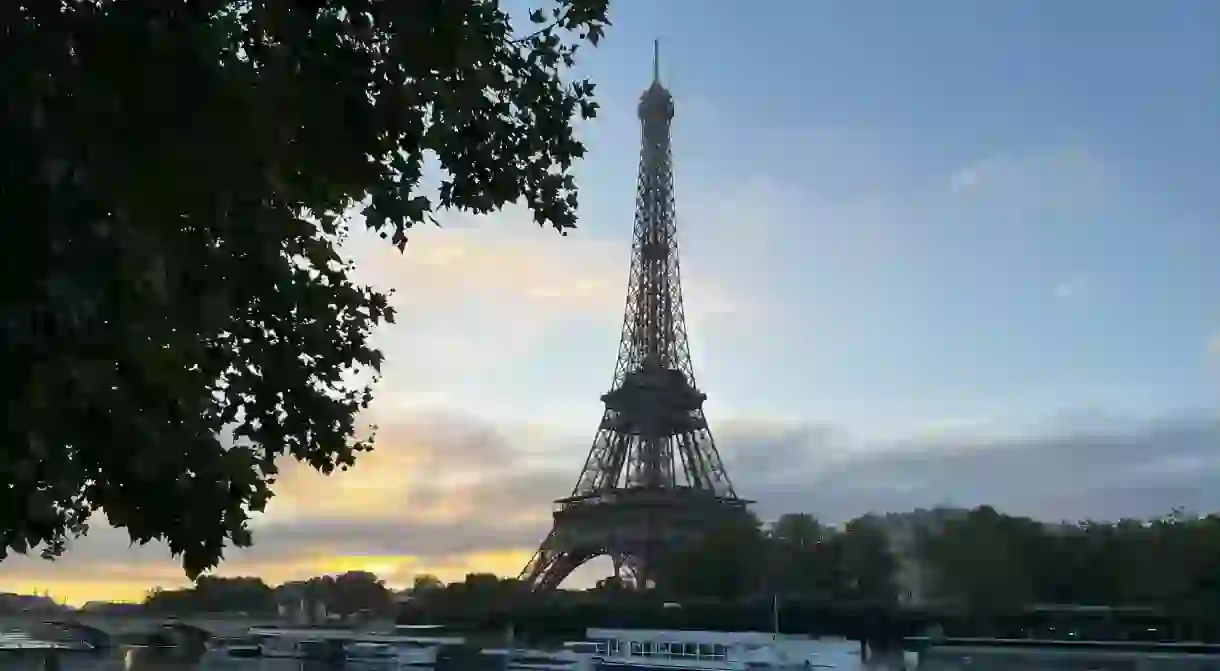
[585,628,819,671]
[345,641,399,665]
[252,629,347,661]
[207,635,262,658]
[0,630,95,653]
[482,640,602,671]
[355,624,467,666]
[248,623,466,664]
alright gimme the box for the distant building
[274,582,328,625]
[0,592,65,614]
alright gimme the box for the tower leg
[519,531,598,591]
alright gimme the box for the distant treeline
[908,506,1220,613]
[140,571,395,618]
[131,505,1220,640]
[649,506,1220,614]
[399,506,1220,639]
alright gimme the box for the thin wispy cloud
[1206,332,1220,358]
[919,417,993,438]
[1053,275,1090,300]
[949,167,980,194]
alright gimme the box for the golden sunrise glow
[358,222,625,316]
[1,548,544,606]
[1,580,180,607]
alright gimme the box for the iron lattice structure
[519,43,752,592]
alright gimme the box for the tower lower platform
[519,486,753,591]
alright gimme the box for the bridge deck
[0,614,290,640]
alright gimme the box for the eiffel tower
[519,42,753,591]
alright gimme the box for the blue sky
[453,0,1220,438]
[10,1,1220,602]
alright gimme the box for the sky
[6,0,1220,604]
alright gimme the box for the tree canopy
[79,504,1220,641]
[142,570,394,618]
[653,511,900,605]
[915,506,1220,614]
[0,0,609,576]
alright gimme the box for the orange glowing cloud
[0,410,573,605]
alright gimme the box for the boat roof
[248,627,461,644]
[586,629,779,646]
[362,634,465,644]
[248,627,367,642]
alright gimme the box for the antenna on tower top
[652,39,660,83]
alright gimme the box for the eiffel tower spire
[652,38,660,84]
[519,46,751,592]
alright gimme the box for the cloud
[331,192,768,420]
[1053,275,1090,300]
[735,413,1220,525]
[349,213,625,318]
[5,408,1217,603]
[1,410,573,602]
[1207,332,1220,358]
[918,417,993,438]
[949,167,980,194]
[341,205,628,387]
[346,193,762,324]
[947,146,1108,204]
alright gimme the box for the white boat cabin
[585,628,811,670]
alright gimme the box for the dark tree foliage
[836,515,899,605]
[145,575,276,615]
[651,511,899,605]
[916,506,1220,614]
[0,0,609,577]
[769,513,843,600]
[655,512,770,601]
[411,573,445,595]
[143,571,393,617]
[326,570,394,616]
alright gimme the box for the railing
[553,487,748,514]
